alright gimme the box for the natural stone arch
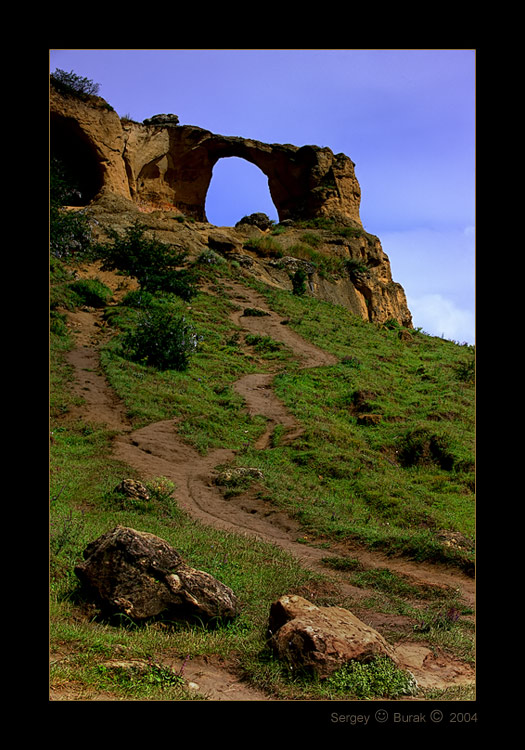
[128,126,363,227]
[49,83,363,226]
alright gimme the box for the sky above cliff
[49,48,476,344]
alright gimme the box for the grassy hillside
[243,280,475,567]
[49,215,475,701]
[95,263,475,570]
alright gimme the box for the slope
[50,254,475,701]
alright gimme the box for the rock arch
[126,126,363,227]
[50,83,363,227]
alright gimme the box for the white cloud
[408,293,475,344]
[376,226,475,344]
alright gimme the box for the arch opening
[205,157,279,227]
[50,114,104,205]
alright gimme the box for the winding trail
[62,278,475,698]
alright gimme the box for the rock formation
[74,526,240,623]
[50,80,412,327]
[268,594,398,678]
[50,84,361,225]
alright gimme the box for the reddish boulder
[268,595,398,678]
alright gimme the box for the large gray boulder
[74,526,240,624]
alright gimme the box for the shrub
[50,157,94,261]
[50,310,68,337]
[243,236,283,258]
[397,427,455,470]
[324,657,417,699]
[94,221,197,300]
[121,304,199,371]
[196,249,227,266]
[455,350,475,383]
[121,289,157,309]
[51,69,100,99]
[291,267,307,296]
[243,307,269,317]
[51,208,94,261]
[346,259,369,278]
[245,334,282,353]
[68,278,112,308]
[299,232,321,247]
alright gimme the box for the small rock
[215,467,264,486]
[115,479,150,500]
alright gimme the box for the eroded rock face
[50,82,413,327]
[50,82,361,226]
[74,526,240,623]
[268,595,398,678]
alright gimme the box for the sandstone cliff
[50,81,412,328]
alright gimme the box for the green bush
[291,267,307,296]
[51,69,100,99]
[346,259,369,278]
[397,427,455,470]
[245,334,282,353]
[324,657,417,699]
[68,278,112,308]
[50,157,94,261]
[121,304,199,371]
[121,289,157,309]
[50,208,94,261]
[94,221,197,300]
[455,350,475,383]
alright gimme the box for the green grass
[99,288,271,452]
[50,252,475,700]
[49,414,324,700]
[228,282,475,571]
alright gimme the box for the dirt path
[59,277,475,698]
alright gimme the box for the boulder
[235,213,274,231]
[268,595,398,678]
[143,114,180,127]
[74,526,240,623]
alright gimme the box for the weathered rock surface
[268,595,398,678]
[50,81,413,328]
[115,479,150,500]
[74,525,240,623]
[50,80,361,225]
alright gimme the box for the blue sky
[49,49,475,343]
